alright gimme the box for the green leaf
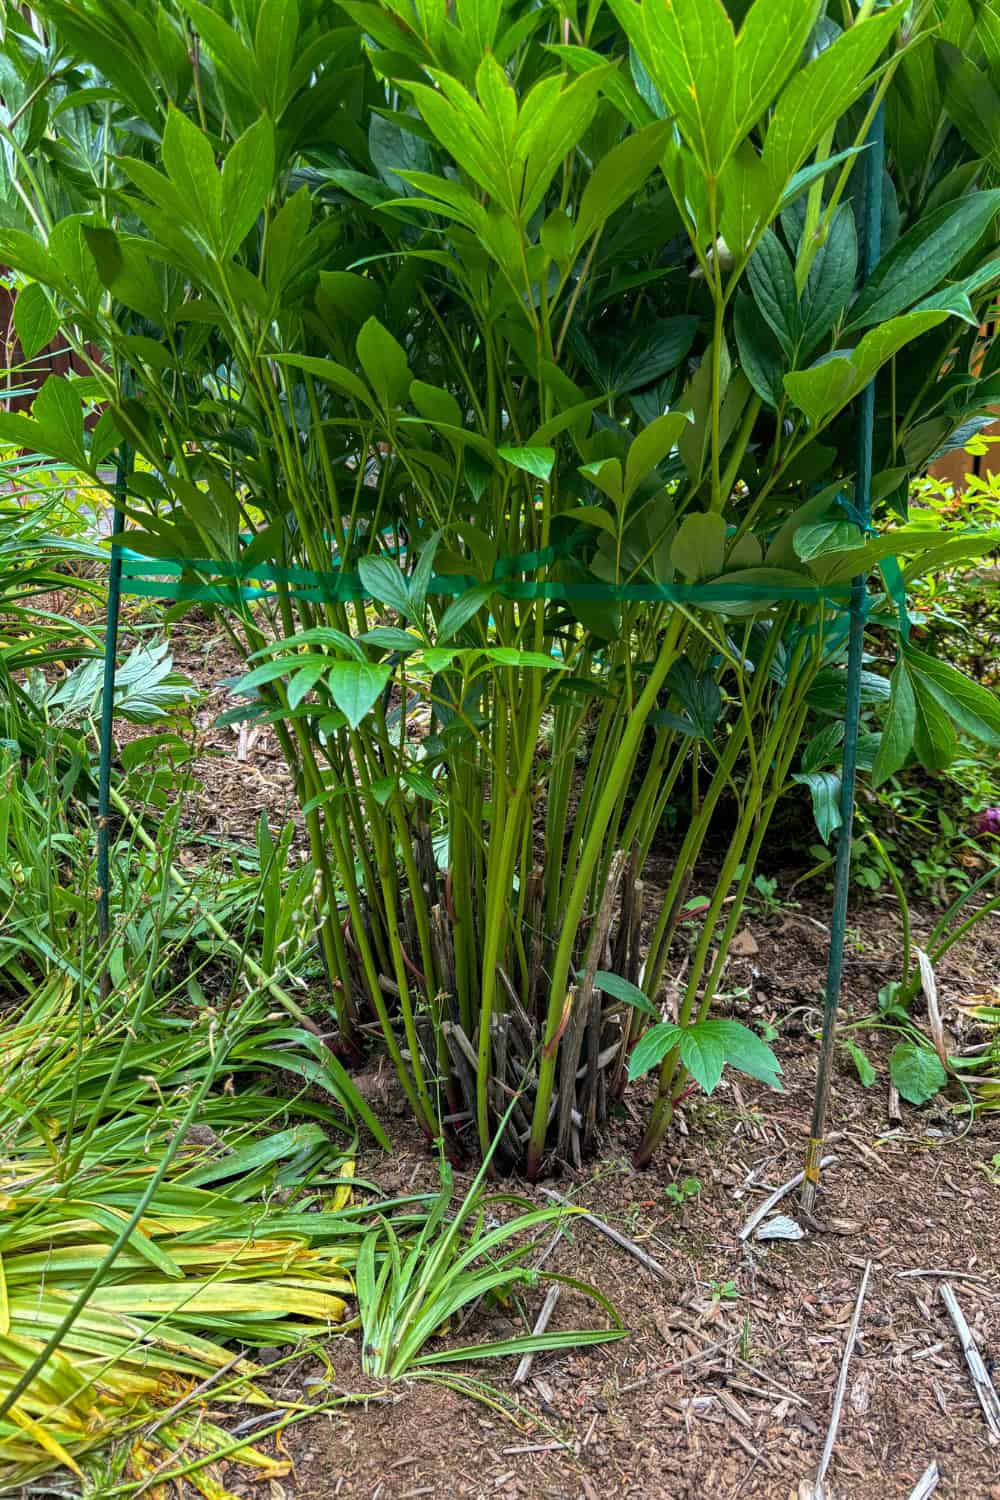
[792,770,842,844]
[593,972,660,1018]
[719,140,778,258]
[747,229,799,357]
[327,661,393,728]
[665,657,722,739]
[233,653,329,692]
[359,627,423,652]
[34,377,86,468]
[844,1038,876,1088]
[576,119,673,242]
[572,504,618,536]
[699,1019,783,1089]
[872,658,916,786]
[728,0,822,155]
[911,673,956,772]
[779,146,870,210]
[409,532,441,620]
[793,519,862,562]
[625,410,689,496]
[670,512,727,581]
[318,269,381,327]
[498,446,555,481]
[763,5,907,181]
[678,1027,727,1095]
[734,292,784,407]
[627,1021,682,1081]
[889,1041,947,1106]
[903,644,1000,748]
[13,283,59,360]
[410,379,463,430]
[479,648,567,670]
[846,189,1000,331]
[220,115,275,256]
[801,720,845,773]
[287,663,326,709]
[252,626,365,662]
[162,106,221,247]
[357,316,411,408]
[800,203,858,352]
[784,311,948,426]
[608,0,734,172]
[271,353,371,407]
[936,41,1000,169]
[437,583,494,643]
[255,0,300,114]
[358,556,413,617]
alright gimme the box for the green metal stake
[96,435,133,982]
[801,105,885,1215]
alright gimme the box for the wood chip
[907,1459,941,1499]
[512,1284,561,1387]
[738,1158,837,1241]
[540,1187,669,1281]
[939,1281,1000,1442]
[814,1259,873,1496]
[730,928,759,957]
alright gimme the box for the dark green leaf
[358,556,413,617]
[889,1041,947,1105]
[670,512,726,581]
[13,283,59,360]
[872,658,916,786]
[356,316,411,408]
[665,657,722,739]
[498,446,555,481]
[747,229,799,356]
[627,1021,682,1080]
[844,1038,876,1088]
[327,661,393,728]
[903,644,1000,747]
[734,292,785,407]
[792,770,842,843]
[800,203,857,352]
[847,189,1000,331]
[437,584,494,643]
[594,971,660,1018]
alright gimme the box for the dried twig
[906,1459,940,1499]
[512,1284,561,1386]
[887,1081,903,1124]
[617,1341,726,1394]
[738,1157,837,1240]
[539,1187,668,1281]
[939,1281,1000,1441]
[815,1259,873,1494]
[896,1269,990,1284]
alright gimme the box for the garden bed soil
[113,608,1000,1498]
[271,910,1000,1500]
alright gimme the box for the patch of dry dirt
[221,904,1000,1500]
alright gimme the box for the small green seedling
[709,1279,739,1304]
[978,1152,1000,1185]
[664,1175,701,1208]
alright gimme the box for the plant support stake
[801,105,885,1215]
[96,430,133,981]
